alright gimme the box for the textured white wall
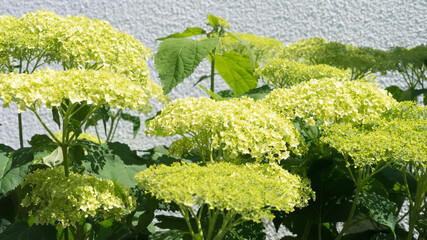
[1,0,426,149]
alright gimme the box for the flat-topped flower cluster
[147,97,306,163]
[0,69,157,112]
[262,78,397,126]
[135,162,314,222]
[21,167,135,228]
[256,59,350,88]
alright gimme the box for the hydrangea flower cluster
[147,97,306,163]
[262,78,397,126]
[21,167,135,228]
[0,10,166,102]
[135,162,314,222]
[321,118,427,167]
[0,68,156,112]
[256,59,350,88]
[217,33,284,64]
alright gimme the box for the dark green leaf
[119,112,140,138]
[149,230,184,240]
[0,221,56,240]
[51,107,61,128]
[0,147,33,198]
[82,142,147,188]
[192,74,211,88]
[359,192,397,235]
[155,37,219,94]
[0,218,11,234]
[214,52,258,95]
[157,27,206,41]
[28,135,54,152]
[155,215,195,232]
[199,85,225,100]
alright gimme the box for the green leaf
[149,229,184,240]
[155,37,219,94]
[0,221,56,240]
[157,27,206,41]
[51,107,61,129]
[214,52,258,95]
[0,147,33,198]
[82,142,147,188]
[199,85,225,100]
[119,112,140,138]
[359,191,398,236]
[207,14,220,28]
[28,135,54,152]
[192,74,211,88]
[41,147,63,167]
[239,85,272,100]
[227,33,256,70]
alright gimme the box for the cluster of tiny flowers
[256,59,350,88]
[262,78,397,127]
[321,118,427,168]
[135,162,314,222]
[0,10,166,102]
[0,68,155,112]
[147,97,306,163]
[21,167,135,228]
[217,33,284,64]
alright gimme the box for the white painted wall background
[0,0,426,238]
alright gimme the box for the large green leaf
[155,37,219,94]
[359,192,398,235]
[119,112,140,138]
[0,146,33,198]
[82,142,147,188]
[0,221,56,240]
[214,52,258,95]
[157,27,206,41]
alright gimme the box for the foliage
[216,32,284,64]
[0,68,156,112]
[262,78,397,127]
[155,15,258,95]
[280,37,390,79]
[321,118,427,167]
[20,167,135,228]
[256,59,350,88]
[136,162,314,239]
[147,97,306,163]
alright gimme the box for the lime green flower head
[21,167,135,228]
[0,68,155,112]
[262,78,397,127]
[0,10,166,102]
[217,33,284,64]
[147,97,306,163]
[135,162,314,222]
[256,59,350,88]
[321,118,427,168]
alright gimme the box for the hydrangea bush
[256,59,350,88]
[147,97,306,163]
[21,167,135,228]
[0,10,424,240]
[135,162,314,239]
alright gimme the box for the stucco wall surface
[0,0,426,239]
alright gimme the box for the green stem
[407,169,427,240]
[179,205,197,240]
[301,221,312,240]
[335,169,364,240]
[210,50,216,93]
[207,209,219,240]
[18,113,23,148]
